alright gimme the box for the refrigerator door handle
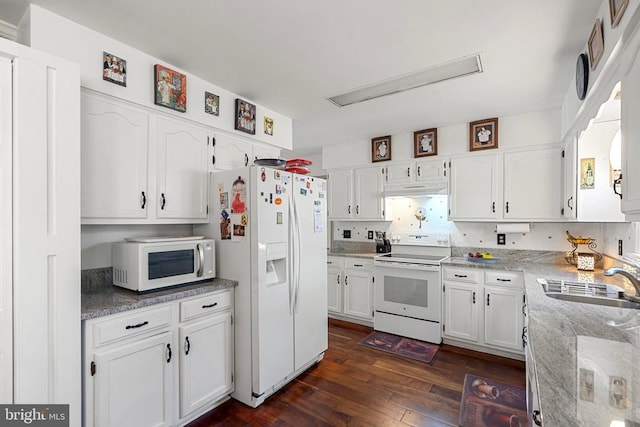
[288,199,295,315]
[293,195,302,313]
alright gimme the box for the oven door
[373,262,441,321]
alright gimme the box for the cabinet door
[384,162,413,185]
[156,117,208,220]
[415,158,447,183]
[343,269,373,320]
[503,147,563,220]
[81,93,149,220]
[327,261,342,314]
[484,286,524,352]
[328,170,353,219]
[563,135,577,219]
[93,331,173,427]
[354,166,384,219]
[443,281,479,342]
[449,155,499,220]
[622,37,640,217]
[214,133,251,170]
[179,311,233,418]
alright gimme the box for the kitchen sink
[538,278,640,309]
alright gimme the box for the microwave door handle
[196,244,204,277]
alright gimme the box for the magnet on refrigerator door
[220,192,229,209]
[231,176,247,214]
[300,188,307,196]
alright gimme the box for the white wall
[20,5,293,150]
[322,109,561,169]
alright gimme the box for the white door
[621,35,640,217]
[156,117,208,220]
[443,282,479,342]
[384,162,414,185]
[563,135,577,219]
[328,169,353,219]
[93,332,173,427]
[354,166,384,219]
[0,56,11,403]
[327,259,342,314]
[415,158,447,183]
[449,155,499,220]
[179,312,233,418]
[252,168,294,395]
[343,269,373,319]
[503,147,563,220]
[214,133,251,170]
[81,92,149,220]
[292,175,328,370]
[484,287,524,352]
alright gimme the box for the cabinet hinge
[231,315,233,326]
[562,150,565,158]
[443,284,445,292]
[207,205,209,215]
[90,361,96,376]
[561,207,565,215]
[212,155,216,165]
[231,373,234,383]
[443,324,445,332]
[212,136,216,147]
[372,276,375,283]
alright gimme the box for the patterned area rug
[459,374,528,427]
[358,331,440,363]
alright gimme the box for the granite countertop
[82,278,237,320]
[445,256,640,426]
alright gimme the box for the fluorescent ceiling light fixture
[327,53,483,107]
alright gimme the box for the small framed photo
[235,99,256,135]
[414,128,438,158]
[371,135,392,162]
[204,91,219,116]
[588,19,605,70]
[609,0,629,28]
[264,116,274,135]
[154,64,187,112]
[103,52,127,86]
[469,118,498,151]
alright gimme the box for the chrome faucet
[604,255,640,302]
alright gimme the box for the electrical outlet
[497,234,506,245]
[343,230,351,239]
[618,239,623,256]
[367,231,374,240]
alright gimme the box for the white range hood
[382,181,448,197]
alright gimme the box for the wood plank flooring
[188,319,525,426]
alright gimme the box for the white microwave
[112,237,215,292]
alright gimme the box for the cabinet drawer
[92,304,173,347]
[327,257,345,268]
[443,267,482,284]
[180,290,232,322]
[485,271,523,288]
[345,259,373,270]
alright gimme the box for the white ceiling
[2,0,603,154]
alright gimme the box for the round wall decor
[576,53,589,100]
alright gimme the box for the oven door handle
[374,262,440,272]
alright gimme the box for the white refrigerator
[195,166,328,407]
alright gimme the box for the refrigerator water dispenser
[265,242,287,285]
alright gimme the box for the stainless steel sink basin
[538,278,640,309]
[544,292,640,309]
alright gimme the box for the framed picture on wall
[235,99,256,135]
[264,116,274,135]
[469,118,498,151]
[414,128,438,157]
[588,19,605,70]
[609,0,629,28]
[371,135,392,162]
[103,52,127,86]
[204,91,219,116]
[154,64,187,112]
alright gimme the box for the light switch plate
[497,234,506,245]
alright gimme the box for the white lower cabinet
[327,257,374,324]
[84,289,234,427]
[443,267,524,358]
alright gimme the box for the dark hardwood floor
[188,319,525,426]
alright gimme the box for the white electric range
[373,233,451,344]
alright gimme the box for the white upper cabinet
[81,91,209,224]
[384,162,414,186]
[621,29,640,219]
[383,158,447,186]
[562,134,577,220]
[81,92,149,220]
[449,154,499,221]
[213,133,252,170]
[449,146,563,221]
[328,166,384,220]
[415,158,448,183]
[503,146,563,220]
[155,117,209,220]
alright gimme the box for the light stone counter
[443,256,640,426]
